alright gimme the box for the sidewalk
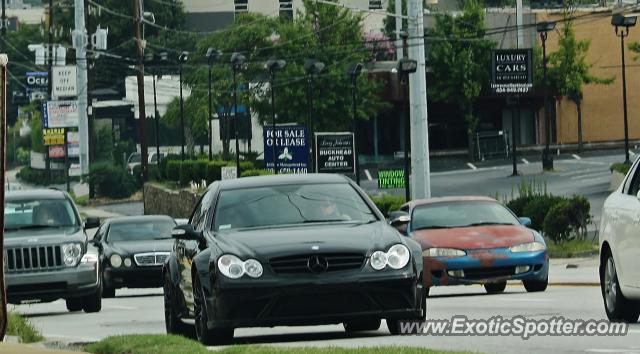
[548,256,599,286]
[0,342,84,354]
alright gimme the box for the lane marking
[571,171,611,180]
[364,169,373,181]
[560,160,608,166]
[572,154,581,160]
[466,163,477,170]
[105,305,137,310]
[522,158,530,164]
[630,150,636,156]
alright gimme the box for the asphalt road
[12,285,640,353]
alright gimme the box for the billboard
[491,49,533,95]
[263,125,308,174]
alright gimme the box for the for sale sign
[263,125,308,174]
[315,132,355,174]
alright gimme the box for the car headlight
[80,252,98,264]
[370,244,410,271]
[217,254,263,279]
[425,248,467,257]
[124,258,133,267]
[62,243,82,266]
[510,242,546,253]
[110,254,123,268]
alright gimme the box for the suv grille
[269,253,365,274]
[134,252,170,267]
[5,246,63,273]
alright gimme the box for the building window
[279,0,293,20]
[369,0,383,10]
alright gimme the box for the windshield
[4,198,79,233]
[213,183,377,231]
[411,201,519,231]
[107,220,175,242]
[128,153,141,163]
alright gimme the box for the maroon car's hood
[411,225,534,250]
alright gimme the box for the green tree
[547,3,613,152]
[426,0,494,159]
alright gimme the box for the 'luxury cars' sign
[315,133,355,174]
[491,49,533,95]
[263,125,308,174]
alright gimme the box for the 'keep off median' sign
[315,133,355,174]
[52,65,77,97]
[491,49,533,95]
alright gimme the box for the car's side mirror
[636,190,640,200]
[519,217,532,227]
[388,211,411,236]
[84,217,100,229]
[172,224,203,241]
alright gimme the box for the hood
[4,226,86,247]
[106,239,173,255]
[411,225,534,250]
[213,221,401,260]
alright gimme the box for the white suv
[600,157,640,323]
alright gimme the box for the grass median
[546,239,598,258]
[85,334,474,354]
[7,312,44,343]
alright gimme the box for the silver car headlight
[425,248,467,257]
[110,254,123,268]
[370,244,411,270]
[510,242,546,253]
[62,243,83,266]
[217,254,263,279]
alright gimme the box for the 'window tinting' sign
[491,49,533,95]
[378,169,405,189]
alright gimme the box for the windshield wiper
[460,222,515,227]
[413,225,452,230]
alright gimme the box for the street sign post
[263,125,308,174]
[314,132,355,174]
[491,49,533,176]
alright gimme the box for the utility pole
[133,0,148,181]
[407,0,431,199]
[47,0,53,182]
[85,0,95,198]
[74,0,90,177]
[395,0,403,60]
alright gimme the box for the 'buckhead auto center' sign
[491,49,533,95]
[315,132,355,174]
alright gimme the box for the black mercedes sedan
[164,174,426,345]
[92,215,176,297]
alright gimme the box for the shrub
[506,195,535,218]
[205,160,227,183]
[89,163,137,199]
[369,194,406,216]
[16,147,30,165]
[160,154,180,179]
[148,165,161,181]
[566,195,591,238]
[16,166,66,185]
[179,160,194,186]
[240,169,273,177]
[521,195,565,231]
[165,160,181,181]
[192,160,208,183]
[543,200,573,244]
[610,162,631,176]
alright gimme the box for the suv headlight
[370,244,411,271]
[425,248,467,257]
[510,242,546,253]
[217,255,263,279]
[62,243,83,266]
[110,254,123,268]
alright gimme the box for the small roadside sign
[221,166,237,180]
[43,128,65,146]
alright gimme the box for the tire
[66,298,83,312]
[83,286,102,313]
[193,273,233,345]
[102,286,116,298]
[601,253,640,323]
[484,281,507,294]
[164,272,195,337]
[387,288,427,335]
[523,277,548,293]
[343,319,381,332]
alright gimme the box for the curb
[548,282,599,287]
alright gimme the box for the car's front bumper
[424,248,548,287]
[6,262,100,303]
[103,265,163,289]
[205,272,424,329]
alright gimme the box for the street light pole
[266,58,286,175]
[304,59,325,173]
[231,53,246,177]
[348,63,363,185]
[612,14,637,165]
[178,51,188,161]
[206,48,218,161]
[152,74,160,163]
[537,21,556,171]
[397,57,417,202]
